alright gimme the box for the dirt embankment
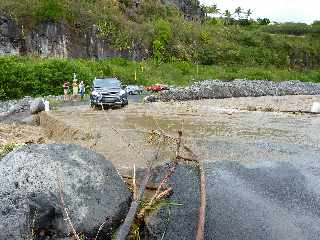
[39,112,98,149]
[0,124,47,147]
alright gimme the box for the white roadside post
[311,102,320,113]
[44,100,50,112]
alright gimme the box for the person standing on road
[79,81,85,100]
[72,79,78,100]
[63,81,69,101]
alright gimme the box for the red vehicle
[145,84,169,92]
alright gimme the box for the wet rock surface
[146,156,320,240]
[159,80,320,102]
[0,144,132,239]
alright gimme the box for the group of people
[63,79,85,100]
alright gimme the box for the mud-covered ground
[38,95,320,173]
[0,124,48,147]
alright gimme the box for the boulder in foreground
[0,144,131,239]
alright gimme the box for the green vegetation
[0,142,23,158]
[0,56,319,100]
[0,1,319,100]
[0,0,319,66]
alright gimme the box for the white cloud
[199,0,320,24]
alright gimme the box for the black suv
[90,78,128,108]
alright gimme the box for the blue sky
[199,0,319,24]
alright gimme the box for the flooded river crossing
[41,95,320,173]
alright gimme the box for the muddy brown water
[41,95,320,173]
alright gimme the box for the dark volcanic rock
[0,96,32,114]
[159,80,320,102]
[0,112,39,126]
[144,95,159,103]
[0,97,40,124]
[0,144,132,239]
[30,99,45,114]
[145,160,320,240]
[145,164,200,239]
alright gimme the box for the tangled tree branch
[57,175,81,240]
[138,130,183,219]
[117,127,206,240]
[116,141,162,240]
[149,130,207,240]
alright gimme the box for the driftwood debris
[57,175,81,240]
[151,130,206,240]
[119,129,207,240]
[116,142,162,240]
[281,110,320,115]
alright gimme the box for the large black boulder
[145,160,320,240]
[0,144,132,239]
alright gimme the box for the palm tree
[204,4,220,19]
[245,9,252,19]
[223,10,232,25]
[234,6,242,20]
[211,4,220,15]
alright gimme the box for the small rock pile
[0,96,33,114]
[0,95,64,115]
[159,80,320,102]
[0,97,49,125]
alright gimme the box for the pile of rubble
[0,96,32,114]
[0,97,47,125]
[159,80,320,102]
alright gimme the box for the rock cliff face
[0,0,203,60]
[163,0,204,21]
[0,15,146,60]
[0,15,22,55]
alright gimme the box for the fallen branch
[180,146,206,240]
[280,110,320,115]
[95,221,107,240]
[133,164,137,200]
[196,157,206,240]
[57,175,81,240]
[176,155,199,163]
[138,131,183,219]
[148,129,207,240]
[155,187,173,201]
[116,141,162,240]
